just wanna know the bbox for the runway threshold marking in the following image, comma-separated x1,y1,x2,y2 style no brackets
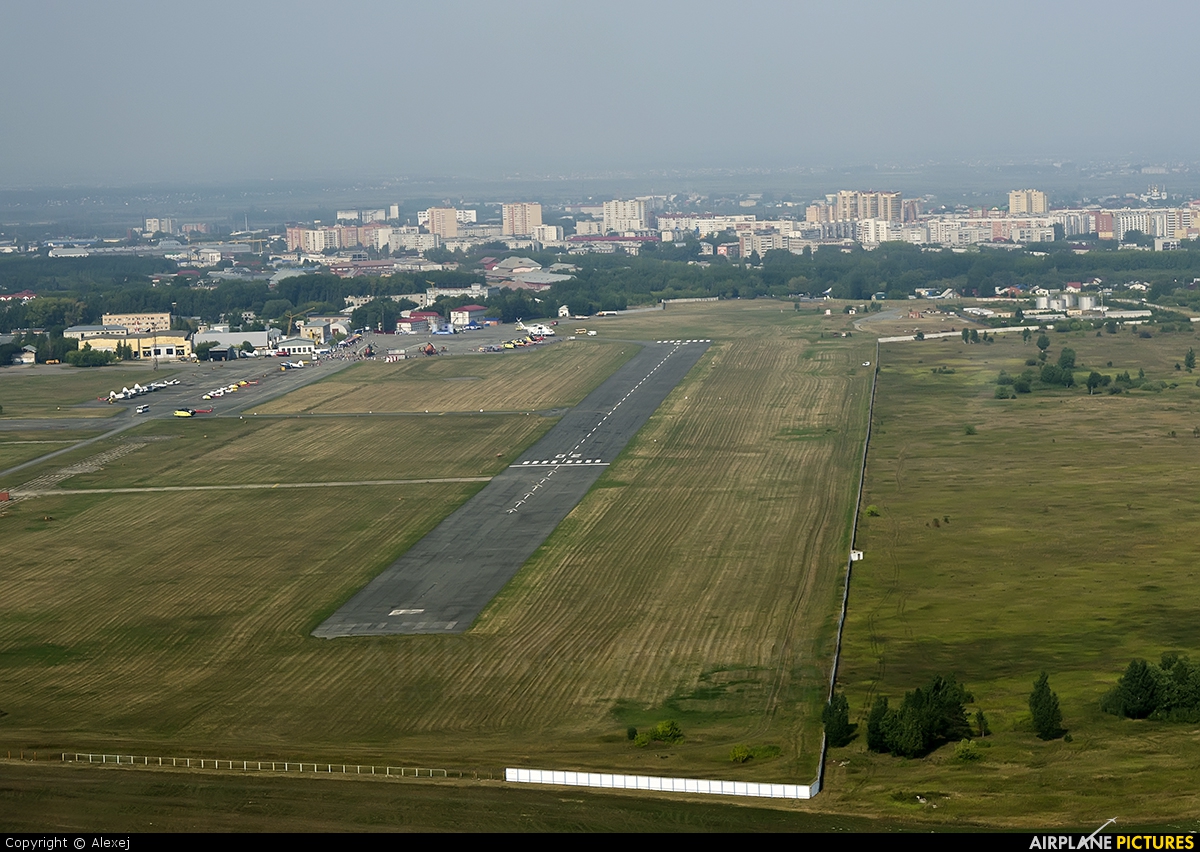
504,343,683,514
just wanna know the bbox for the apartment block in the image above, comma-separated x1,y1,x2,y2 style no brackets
502,202,543,237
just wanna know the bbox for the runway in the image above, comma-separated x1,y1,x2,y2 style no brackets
312,339,711,637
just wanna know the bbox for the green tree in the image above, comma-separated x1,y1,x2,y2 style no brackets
1101,659,1162,719
974,708,991,737
1185,348,1195,371
1029,672,1065,739
1058,348,1076,369
961,328,970,343
866,696,890,752
866,675,974,758
1022,327,1032,343
823,692,853,747
1036,333,1050,353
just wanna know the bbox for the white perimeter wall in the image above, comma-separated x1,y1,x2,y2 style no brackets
505,767,816,800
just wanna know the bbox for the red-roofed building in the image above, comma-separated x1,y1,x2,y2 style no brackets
450,305,488,326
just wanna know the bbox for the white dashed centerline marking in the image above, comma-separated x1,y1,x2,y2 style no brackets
507,342,700,512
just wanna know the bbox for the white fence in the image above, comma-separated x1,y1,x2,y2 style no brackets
61,752,463,778
505,767,816,800
877,326,1030,343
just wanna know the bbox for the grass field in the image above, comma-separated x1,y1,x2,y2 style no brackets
0,365,177,418
57,415,554,488
256,341,634,414
0,429,110,471
826,328,1200,828
0,302,877,830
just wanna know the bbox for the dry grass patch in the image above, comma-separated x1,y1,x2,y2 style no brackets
256,342,633,415
57,414,553,489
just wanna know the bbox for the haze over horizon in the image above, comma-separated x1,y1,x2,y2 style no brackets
2,0,1197,189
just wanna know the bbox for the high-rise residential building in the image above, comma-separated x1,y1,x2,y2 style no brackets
423,207,459,238
144,218,177,235
502,202,543,237
603,199,648,233
834,191,903,222
1009,189,1048,215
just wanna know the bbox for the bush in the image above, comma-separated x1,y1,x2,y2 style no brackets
651,720,683,744
865,505,880,517
626,726,638,741
995,386,1014,399
729,745,751,763
964,424,977,435
954,739,982,761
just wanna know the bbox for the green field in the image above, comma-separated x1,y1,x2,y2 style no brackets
0,302,878,829
827,328,1200,828
0,365,177,418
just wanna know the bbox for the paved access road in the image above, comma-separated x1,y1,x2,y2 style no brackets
313,338,711,637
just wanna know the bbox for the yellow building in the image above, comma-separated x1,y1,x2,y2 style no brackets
86,331,192,360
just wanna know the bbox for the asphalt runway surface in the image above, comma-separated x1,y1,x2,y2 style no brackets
313,337,711,637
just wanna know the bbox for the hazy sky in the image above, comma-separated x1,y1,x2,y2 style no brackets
2,0,1197,188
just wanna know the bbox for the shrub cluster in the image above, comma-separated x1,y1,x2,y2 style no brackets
632,720,684,747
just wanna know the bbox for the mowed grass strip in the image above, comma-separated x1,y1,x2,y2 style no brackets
829,331,1200,827
0,366,179,418
53,414,553,489
256,342,634,415
0,429,110,471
